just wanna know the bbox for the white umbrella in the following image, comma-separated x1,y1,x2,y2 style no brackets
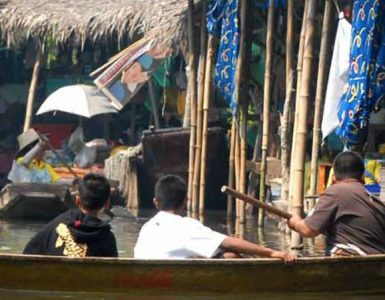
36,85,118,118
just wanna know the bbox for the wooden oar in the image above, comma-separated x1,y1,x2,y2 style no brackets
36,132,79,179
221,186,292,220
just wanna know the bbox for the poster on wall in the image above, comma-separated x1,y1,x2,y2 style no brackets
94,39,171,110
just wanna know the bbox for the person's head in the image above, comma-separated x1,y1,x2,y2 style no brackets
76,173,111,214
153,174,187,213
333,151,365,182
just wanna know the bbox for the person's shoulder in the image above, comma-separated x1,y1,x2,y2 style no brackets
326,181,364,193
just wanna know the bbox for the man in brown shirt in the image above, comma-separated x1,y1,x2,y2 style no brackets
288,151,385,256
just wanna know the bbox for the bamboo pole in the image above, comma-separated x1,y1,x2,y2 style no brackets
24,43,43,132
198,35,216,215
258,0,275,227
309,0,333,209
286,0,294,87
234,121,241,219
291,0,317,249
192,1,207,214
288,0,308,216
281,0,294,205
281,71,294,203
234,0,249,224
187,0,198,212
148,80,160,129
227,119,236,218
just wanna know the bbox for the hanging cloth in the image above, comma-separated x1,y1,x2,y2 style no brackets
207,0,240,113
322,14,352,140
336,0,385,149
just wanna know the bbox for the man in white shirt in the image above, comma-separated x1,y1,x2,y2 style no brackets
134,175,296,262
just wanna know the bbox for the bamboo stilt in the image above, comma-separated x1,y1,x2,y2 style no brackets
281,71,294,203
187,0,197,213
23,43,42,132
234,0,249,224
198,35,216,216
281,0,294,205
192,1,207,214
227,119,236,218
148,80,160,129
288,0,308,216
291,0,317,249
309,0,333,208
234,122,241,219
286,0,294,87
258,0,275,227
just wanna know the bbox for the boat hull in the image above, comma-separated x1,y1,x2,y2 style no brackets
0,254,384,295
0,183,74,219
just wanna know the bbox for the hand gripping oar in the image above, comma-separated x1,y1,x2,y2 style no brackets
36,131,79,179
221,186,292,220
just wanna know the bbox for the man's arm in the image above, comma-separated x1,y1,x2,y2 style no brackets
220,236,297,263
287,215,320,238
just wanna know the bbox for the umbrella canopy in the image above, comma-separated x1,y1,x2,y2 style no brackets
36,85,118,118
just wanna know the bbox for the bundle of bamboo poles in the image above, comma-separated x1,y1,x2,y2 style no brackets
185,0,336,236
187,0,251,219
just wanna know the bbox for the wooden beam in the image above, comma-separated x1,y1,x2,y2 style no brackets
291,0,317,249
259,0,275,227
309,0,333,208
187,0,198,212
24,43,42,132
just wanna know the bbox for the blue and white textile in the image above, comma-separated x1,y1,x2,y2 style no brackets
336,0,385,149
207,0,239,113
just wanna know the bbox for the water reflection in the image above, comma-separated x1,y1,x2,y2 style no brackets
0,208,324,256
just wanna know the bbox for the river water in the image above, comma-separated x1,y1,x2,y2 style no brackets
0,209,382,299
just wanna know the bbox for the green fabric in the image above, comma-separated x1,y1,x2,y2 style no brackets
250,42,265,85
152,58,173,88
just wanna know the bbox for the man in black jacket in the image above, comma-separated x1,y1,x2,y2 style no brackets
23,173,118,257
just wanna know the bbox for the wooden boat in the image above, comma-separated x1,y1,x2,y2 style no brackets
0,253,384,295
0,183,75,219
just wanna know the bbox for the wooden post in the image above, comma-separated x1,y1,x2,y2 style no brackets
227,119,236,218
309,0,333,208
234,121,241,219
187,0,198,212
291,0,317,249
148,80,160,129
198,35,216,215
281,71,294,203
234,0,249,224
288,0,308,216
258,0,275,227
281,0,294,204
192,1,207,214
23,43,43,132
286,0,294,87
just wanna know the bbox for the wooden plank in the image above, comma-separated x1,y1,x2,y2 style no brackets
0,254,384,294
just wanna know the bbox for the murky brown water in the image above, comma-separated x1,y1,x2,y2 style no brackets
0,209,382,299
0,209,324,257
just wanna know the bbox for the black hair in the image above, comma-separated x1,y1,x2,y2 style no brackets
333,151,364,181
154,174,187,210
78,173,111,210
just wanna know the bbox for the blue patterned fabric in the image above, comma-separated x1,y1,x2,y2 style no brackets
336,0,385,149
207,0,239,112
